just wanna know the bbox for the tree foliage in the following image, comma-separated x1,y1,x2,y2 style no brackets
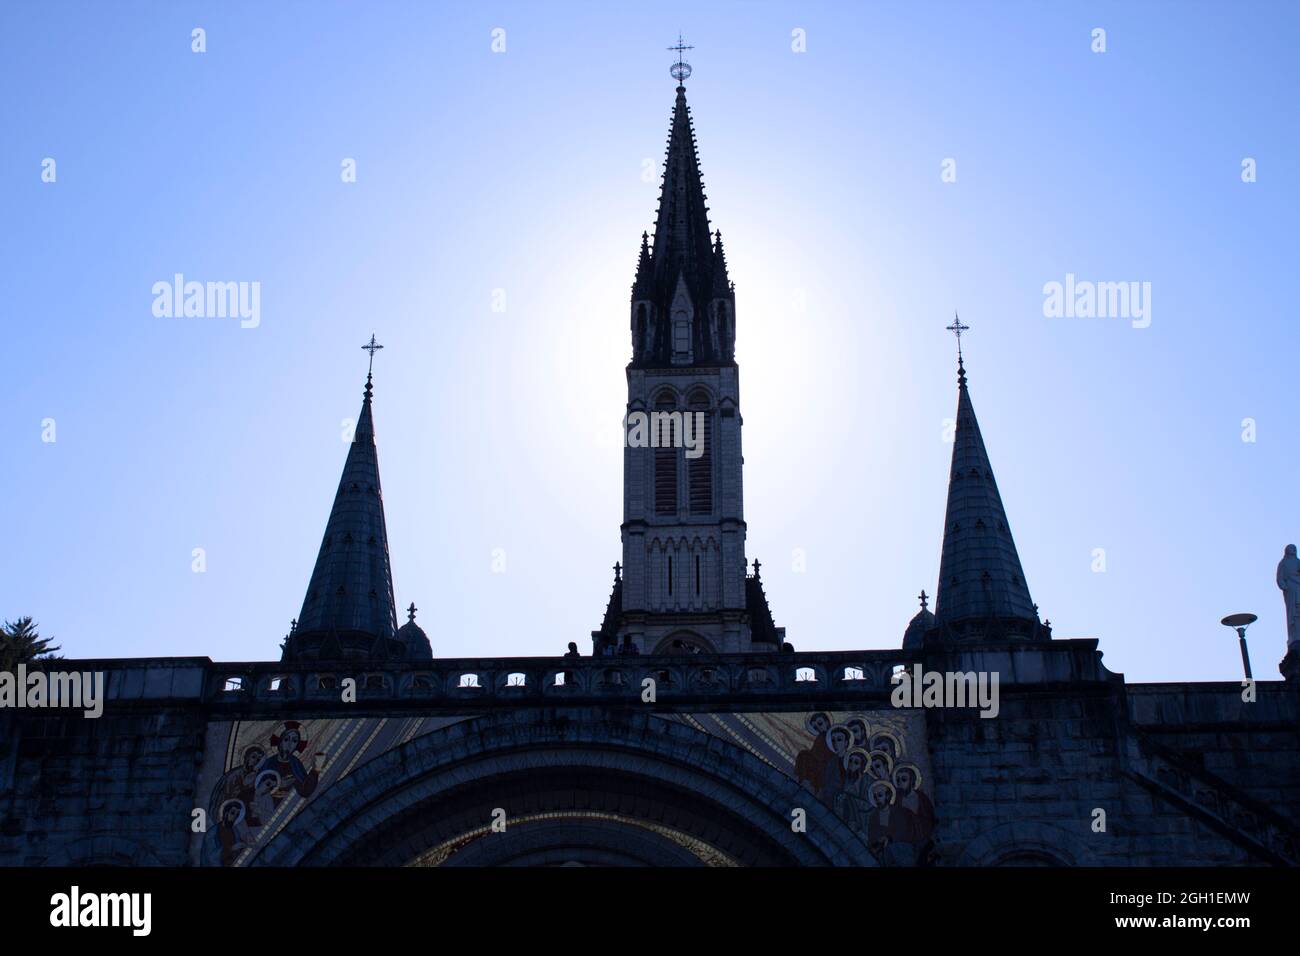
1,617,62,672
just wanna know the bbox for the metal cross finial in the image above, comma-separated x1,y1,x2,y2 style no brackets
407,602,417,623
669,34,694,85
362,334,384,376
946,313,970,362
918,590,929,612
613,561,622,582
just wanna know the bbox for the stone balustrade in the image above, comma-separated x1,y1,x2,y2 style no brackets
63,649,922,715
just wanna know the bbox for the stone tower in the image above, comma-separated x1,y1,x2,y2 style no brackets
594,77,783,656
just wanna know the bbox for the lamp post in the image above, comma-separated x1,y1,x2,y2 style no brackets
1220,613,1257,680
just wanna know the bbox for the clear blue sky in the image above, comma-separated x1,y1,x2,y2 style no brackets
2,1,1296,682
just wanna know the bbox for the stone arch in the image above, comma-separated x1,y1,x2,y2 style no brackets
252,710,876,867
439,817,707,867
652,629,717,655
652,386,681,408
685,384,716,407
957,820,1093,866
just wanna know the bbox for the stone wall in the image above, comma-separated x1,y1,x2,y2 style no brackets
925,656,1298,866
0,647,1295,866
0,709,204,866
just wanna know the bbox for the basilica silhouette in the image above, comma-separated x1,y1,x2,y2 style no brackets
4,50,1297,872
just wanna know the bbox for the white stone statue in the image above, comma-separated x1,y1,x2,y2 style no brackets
1276,544,1300,648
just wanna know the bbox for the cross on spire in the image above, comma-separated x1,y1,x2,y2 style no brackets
946,313,969,362
362,334,384,377
668,34,693,86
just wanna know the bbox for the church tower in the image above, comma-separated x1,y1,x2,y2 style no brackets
594,49,783,656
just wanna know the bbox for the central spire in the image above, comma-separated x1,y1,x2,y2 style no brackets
644,86,717,297
600,46,780,657
630,43,734,368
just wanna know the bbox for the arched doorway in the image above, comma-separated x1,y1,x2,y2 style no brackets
252,709,876,867
956,821,1091,867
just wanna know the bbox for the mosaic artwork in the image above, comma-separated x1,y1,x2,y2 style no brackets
198,714,468,866
664,710,936,866
198,710,932,866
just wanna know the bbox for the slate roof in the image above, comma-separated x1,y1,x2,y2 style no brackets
933,358,1040,631
292,374,399,646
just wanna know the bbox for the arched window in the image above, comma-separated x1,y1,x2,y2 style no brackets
653,391,678,516
688,390,712,515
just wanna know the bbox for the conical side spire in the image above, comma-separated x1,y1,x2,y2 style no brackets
283,372,400,661
933,357,1042,639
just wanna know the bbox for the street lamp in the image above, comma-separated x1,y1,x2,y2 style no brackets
1220,613,1257,680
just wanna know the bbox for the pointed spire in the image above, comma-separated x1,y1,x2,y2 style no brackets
633,230,652,294
647,82,717,307
285,357,399,660
632,68,734,367
933,345,1040,637
355,373,376,442
711,229,731,295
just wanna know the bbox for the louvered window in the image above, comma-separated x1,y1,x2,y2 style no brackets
654,393,678,516
687,391,713,515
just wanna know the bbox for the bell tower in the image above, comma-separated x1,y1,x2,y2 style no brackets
594,43,783,656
